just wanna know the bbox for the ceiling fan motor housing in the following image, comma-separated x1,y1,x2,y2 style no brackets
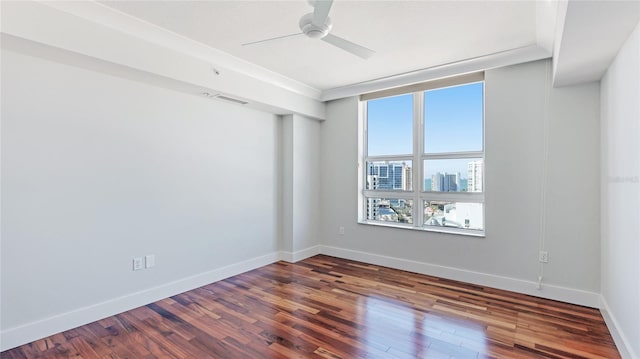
299,13,332,39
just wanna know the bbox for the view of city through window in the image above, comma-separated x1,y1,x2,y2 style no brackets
364,80,484,232
365,158,483,228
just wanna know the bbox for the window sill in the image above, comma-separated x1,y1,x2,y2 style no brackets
357,220,486,238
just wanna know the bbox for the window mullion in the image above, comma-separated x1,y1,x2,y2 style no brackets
363,190,414,198
361,101,368,221
366,155,414,162
422,151,484,160
421,192,484,202
413,92,423,228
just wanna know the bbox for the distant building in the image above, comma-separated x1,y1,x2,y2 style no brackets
367,162,412,190
424,202,483,230
467,160,483,192
366,198,399,222
376,200,399,222
402,165,412,191
431,172,460,192
366,198,379,220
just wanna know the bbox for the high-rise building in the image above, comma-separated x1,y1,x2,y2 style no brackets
431,173,440,191
402,164,412,191
367,162,412,190
431,172,460,192
467,160,483,192
366,198,379,220
445,173,460,192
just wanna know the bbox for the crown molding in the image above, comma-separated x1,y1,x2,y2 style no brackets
35,0,323,100
321,45,551,101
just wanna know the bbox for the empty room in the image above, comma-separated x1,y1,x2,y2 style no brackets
1,0,639,358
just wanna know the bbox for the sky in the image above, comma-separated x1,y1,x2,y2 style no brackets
367,82,483,180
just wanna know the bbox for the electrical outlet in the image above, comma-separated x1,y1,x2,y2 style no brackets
133,257,144,271
539,251,549,263
339,226,345,235
145,254,155,269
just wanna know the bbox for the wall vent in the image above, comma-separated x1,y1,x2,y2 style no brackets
215,95,248,105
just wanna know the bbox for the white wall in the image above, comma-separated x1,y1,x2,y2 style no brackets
320,59,601,305
600,21,640,359
281,115,321,259
1,49,281,348
291,115,321,253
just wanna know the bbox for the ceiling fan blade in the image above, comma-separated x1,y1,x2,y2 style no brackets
322,33,375,59
242,33,303,46
312,0,333,27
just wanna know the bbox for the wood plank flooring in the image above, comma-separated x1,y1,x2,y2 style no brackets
2,255,620,359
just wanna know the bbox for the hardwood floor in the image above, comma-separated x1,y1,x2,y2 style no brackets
2,255,620,359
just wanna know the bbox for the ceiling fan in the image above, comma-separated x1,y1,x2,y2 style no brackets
242,0,375,59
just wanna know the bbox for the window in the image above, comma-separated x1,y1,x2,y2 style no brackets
360,73,484,235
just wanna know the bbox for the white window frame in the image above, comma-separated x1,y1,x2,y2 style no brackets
359,76,485,236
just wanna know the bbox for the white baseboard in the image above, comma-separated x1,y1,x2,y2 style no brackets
0,251,280,352
600,295,638,359
279,245,322,263
319,245,600,308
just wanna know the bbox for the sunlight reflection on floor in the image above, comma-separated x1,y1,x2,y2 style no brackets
359,296,487,358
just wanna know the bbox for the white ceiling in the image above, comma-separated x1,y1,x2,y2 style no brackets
99,0,542,91
553,0,640,87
